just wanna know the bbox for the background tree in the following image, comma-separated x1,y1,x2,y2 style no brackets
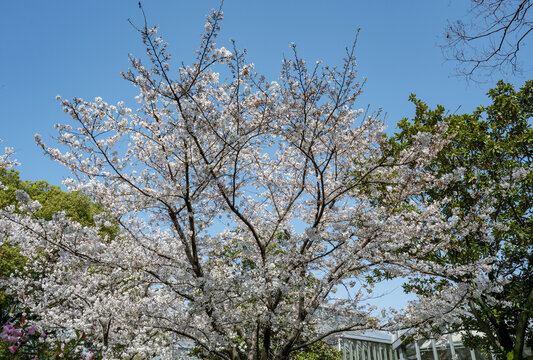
387,80,532,359
0,167,112,319
0,8,495,360
0,166,115,359
443,0,532,79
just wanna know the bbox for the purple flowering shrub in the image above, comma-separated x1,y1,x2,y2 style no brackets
0,317,102,360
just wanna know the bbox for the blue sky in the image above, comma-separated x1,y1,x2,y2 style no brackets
1,1,531,184
1,1,532,309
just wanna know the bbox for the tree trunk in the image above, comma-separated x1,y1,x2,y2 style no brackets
513,287,533,360
260,327,271,360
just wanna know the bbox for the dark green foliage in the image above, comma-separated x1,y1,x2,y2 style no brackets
387,81,533,360
290,341,341,360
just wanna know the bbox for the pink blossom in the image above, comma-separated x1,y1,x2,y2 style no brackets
1,334,18,342
27,326,37,335
8,345,18,354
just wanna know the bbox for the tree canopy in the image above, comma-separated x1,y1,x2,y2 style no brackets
388,80,532,360
0,7,501,360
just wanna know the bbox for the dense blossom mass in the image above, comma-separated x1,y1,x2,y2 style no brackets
0,8,498,360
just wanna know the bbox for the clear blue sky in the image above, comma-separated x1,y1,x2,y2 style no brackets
1,1,531,309
2,1,532,184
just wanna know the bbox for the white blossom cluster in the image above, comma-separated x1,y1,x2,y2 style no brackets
0,9,497,360
0,141,18,170
397,169,527,337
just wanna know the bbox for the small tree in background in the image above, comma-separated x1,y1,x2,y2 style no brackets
0,167,115,359
0,167,115,321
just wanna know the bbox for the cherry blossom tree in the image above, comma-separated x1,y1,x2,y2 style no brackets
0,141,17,170
0,8,496,360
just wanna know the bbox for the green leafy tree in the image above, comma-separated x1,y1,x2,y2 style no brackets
290,341,341,360
0,167,106,226
0,168,115,358
387,80,532,359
